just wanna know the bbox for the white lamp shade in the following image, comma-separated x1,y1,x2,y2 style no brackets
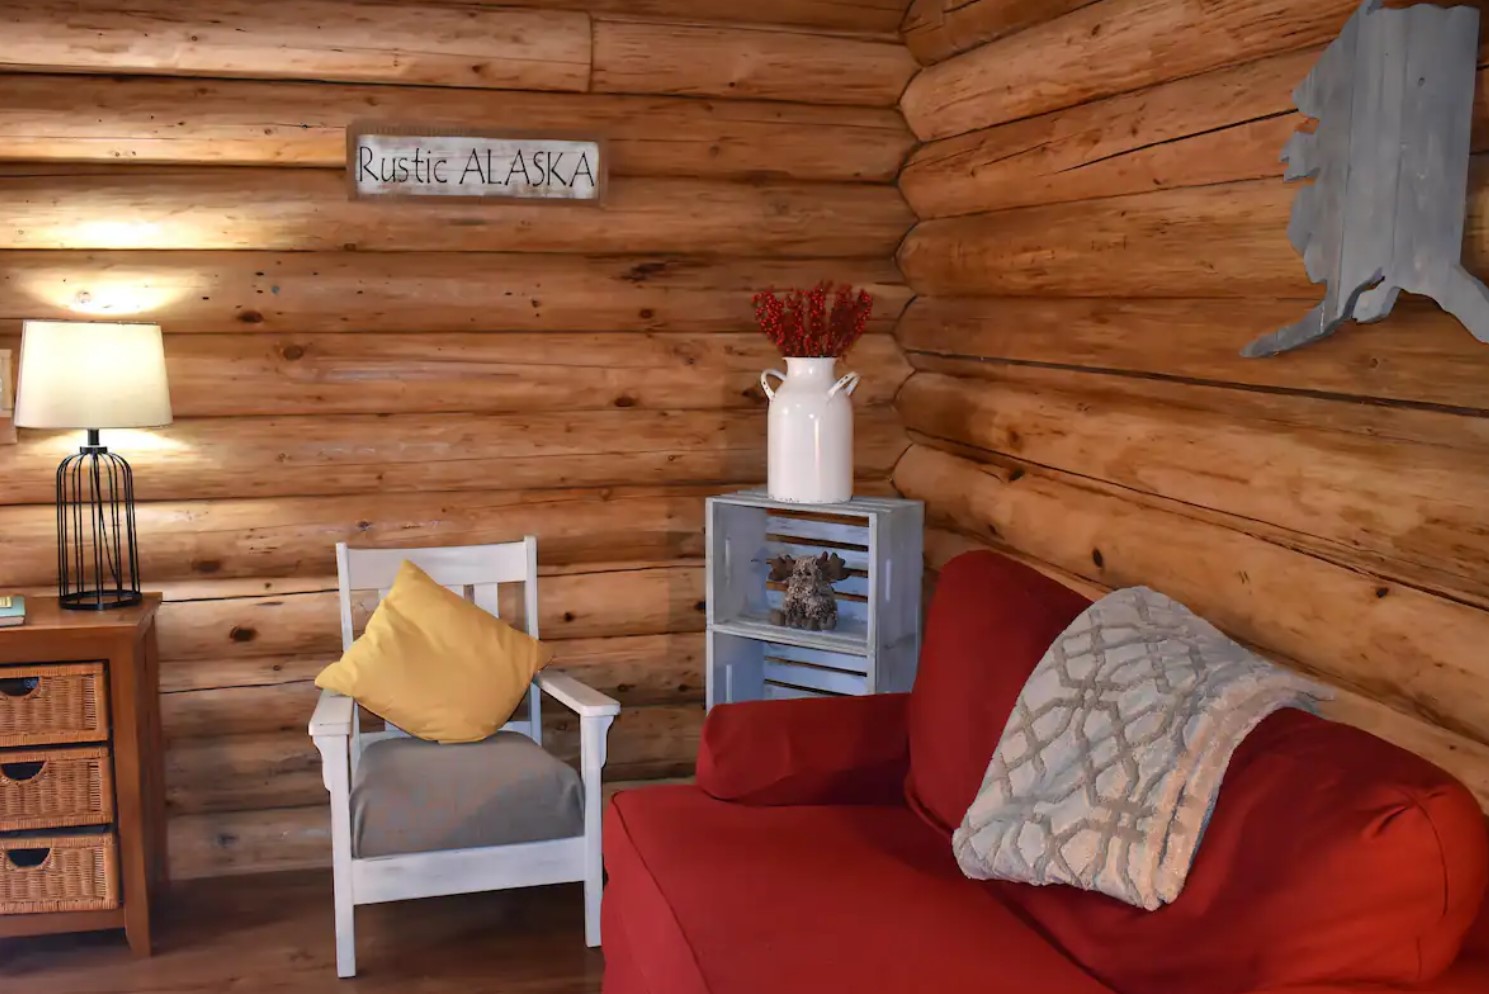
15,320,173,429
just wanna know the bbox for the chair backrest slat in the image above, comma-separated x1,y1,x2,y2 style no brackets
524,538,540,641
335,538,540,651
340,543,531,592
471,584,501,619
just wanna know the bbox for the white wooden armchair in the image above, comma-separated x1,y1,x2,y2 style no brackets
308,537,619,978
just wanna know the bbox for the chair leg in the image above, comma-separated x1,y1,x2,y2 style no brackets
315,733,358,978
584,863,603,948
334,875,357,978
580,713,613,949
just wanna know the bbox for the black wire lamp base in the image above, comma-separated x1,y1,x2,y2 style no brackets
56,429,143,611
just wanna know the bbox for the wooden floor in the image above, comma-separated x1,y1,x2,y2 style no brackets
0,871,605,993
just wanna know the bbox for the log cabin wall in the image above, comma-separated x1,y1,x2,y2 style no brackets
0,0,918,878
893,0,1489,809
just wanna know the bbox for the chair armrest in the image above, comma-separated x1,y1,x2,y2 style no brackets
698,693,910,807
309,688,355,737
539,670,620,718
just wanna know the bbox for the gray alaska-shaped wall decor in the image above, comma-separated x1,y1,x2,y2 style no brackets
1243,0,1489,358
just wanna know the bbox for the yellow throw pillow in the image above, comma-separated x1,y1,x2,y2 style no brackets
315,560,553,743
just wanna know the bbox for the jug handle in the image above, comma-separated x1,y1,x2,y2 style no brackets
829,371,860,399
760,369,786,400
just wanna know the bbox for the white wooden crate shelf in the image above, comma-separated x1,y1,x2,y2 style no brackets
705,491,923,709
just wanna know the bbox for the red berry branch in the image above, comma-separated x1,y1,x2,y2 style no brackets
752,282,874,358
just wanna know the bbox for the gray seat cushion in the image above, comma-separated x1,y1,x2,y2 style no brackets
351,731,584,858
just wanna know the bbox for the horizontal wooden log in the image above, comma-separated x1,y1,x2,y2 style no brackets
902,53,1489,218
0,406,909,503
160,597,343,671
166,729,322,814
161,653,324,695
544,702,702,780
152,575,341,602
897,178,1303,297
899,0,1357,140
921,524,1489,811
0,167,914,256
900,48,1316,218
165,704,703,815
900,0,1095,65
924,524,1104,599
591,19,916,106
908,353,1489,454
547,633,705,706
447,0,907,34
908,354,1489,465
899,371,1489,605
152,331,910,417
896,296,1489,413
0,73,912,181
156,565,706,669
0,251,910,335
168,777,692,879
895,444,1489,747
905,111,1296,221
161,683,319,746
0,0,590,91
170,804,331,879
0,485,711,587
899,160,1489,297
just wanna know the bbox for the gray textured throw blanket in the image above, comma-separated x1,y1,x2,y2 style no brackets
953,587,1328,910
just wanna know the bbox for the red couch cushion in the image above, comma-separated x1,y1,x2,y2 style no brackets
696,694,910,807
905,551,1091,832
995,709,1489,994
603,785,1114,994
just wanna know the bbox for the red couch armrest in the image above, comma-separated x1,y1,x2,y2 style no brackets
1467,891,1489,957
696,694,910,806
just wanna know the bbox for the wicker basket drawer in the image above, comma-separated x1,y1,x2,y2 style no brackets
0,747,114,832
0,663,108,747
0,829,118,914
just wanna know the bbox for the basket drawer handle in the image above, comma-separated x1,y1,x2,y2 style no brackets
0,676,40,699
1,761,45,782
4,848,51,869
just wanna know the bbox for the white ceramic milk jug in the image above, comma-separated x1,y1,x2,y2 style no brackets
760,357,858,504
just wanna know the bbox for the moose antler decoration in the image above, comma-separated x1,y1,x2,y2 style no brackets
768,552,849,632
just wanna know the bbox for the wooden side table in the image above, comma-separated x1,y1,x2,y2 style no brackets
0,596,166,954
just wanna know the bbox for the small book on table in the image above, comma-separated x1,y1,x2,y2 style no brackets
0,595,26,628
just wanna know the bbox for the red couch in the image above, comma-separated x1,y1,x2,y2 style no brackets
603,551,1489,994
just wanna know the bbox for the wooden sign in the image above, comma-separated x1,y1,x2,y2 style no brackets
1244,0,1489,357
348,124,605,203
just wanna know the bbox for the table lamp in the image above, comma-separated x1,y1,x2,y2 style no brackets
14,320,172,610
